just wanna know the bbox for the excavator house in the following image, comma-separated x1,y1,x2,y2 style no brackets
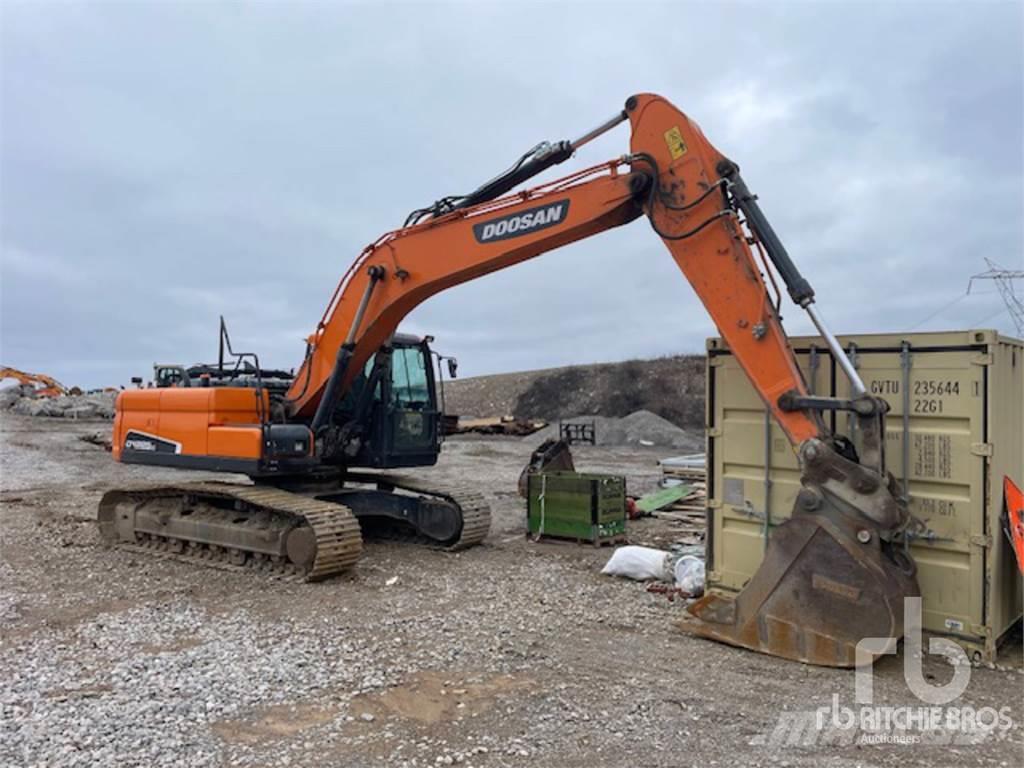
100,93,920,667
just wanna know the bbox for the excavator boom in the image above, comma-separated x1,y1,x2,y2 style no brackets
285,96,826,451
0,366,66,398
107,93,919,666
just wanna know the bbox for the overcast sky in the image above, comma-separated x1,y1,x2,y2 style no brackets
2,1,1022,389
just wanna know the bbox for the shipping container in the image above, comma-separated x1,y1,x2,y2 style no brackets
705,329,1023,661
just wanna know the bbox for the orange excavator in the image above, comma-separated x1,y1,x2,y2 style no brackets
99,93,918,667
0,367,67,397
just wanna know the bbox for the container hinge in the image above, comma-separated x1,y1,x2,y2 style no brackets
707,427,723,438
708,356,725,367
970,442,993,457
971,353,993,367
708,499,723,510
969,534,992,549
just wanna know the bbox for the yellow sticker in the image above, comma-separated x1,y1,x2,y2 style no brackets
664,126,687,159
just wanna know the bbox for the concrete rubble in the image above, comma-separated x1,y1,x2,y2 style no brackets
0,384,35,410
1,387,117,419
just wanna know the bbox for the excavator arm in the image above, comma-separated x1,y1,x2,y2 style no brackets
282,93,918,666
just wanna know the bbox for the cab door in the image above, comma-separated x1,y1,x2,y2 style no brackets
384,344,440,464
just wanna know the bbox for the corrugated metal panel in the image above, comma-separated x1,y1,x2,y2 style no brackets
705,329,1023,661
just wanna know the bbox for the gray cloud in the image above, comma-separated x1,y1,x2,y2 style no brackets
2,2,1021,388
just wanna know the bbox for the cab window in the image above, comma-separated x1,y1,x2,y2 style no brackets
156,367,185,388
391,346,429,408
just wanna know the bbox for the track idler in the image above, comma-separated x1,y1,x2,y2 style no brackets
682,439,920,667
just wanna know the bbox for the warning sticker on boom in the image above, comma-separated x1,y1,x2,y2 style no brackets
664,126,688,159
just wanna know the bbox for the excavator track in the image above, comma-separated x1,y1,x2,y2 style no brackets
345,472,491,550
98,482,362,582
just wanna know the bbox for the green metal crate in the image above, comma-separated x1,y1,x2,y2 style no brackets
526,472,627,545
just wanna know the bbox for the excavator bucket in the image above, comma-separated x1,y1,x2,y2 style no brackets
681,505,920,667
518,439,575,498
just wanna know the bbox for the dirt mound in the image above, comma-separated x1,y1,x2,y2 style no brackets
444,355,704,429
527,410,701,451
442,369,549,420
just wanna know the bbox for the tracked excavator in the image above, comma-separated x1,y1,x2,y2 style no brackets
99,93,919,667
1,367,66,397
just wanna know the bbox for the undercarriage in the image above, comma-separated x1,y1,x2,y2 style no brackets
98,473,491,581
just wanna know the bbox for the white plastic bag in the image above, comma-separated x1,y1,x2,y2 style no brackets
601,546,671,581
673,555,705,597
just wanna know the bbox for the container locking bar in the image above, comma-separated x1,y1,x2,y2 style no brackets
778,392,885,416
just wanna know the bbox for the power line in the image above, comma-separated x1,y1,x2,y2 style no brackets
907,292,968,331
969,306,1008,327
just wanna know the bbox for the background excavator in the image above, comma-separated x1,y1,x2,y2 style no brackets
1,366,67,398
99,93,919,668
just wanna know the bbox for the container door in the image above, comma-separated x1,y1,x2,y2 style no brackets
707,346,826,592
836,347,986,640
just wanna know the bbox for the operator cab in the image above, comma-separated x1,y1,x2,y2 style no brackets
337,334,452,470
154,364,188,388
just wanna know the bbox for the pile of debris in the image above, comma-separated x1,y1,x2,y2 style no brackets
659,453,707,484
650,454,707,542
449,415,548,437
443,355,707,432
527,410,701,450
623,454,708,548
602,545,706,599
1,386,117,419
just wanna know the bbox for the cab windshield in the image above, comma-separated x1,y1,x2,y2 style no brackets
391,345,429,408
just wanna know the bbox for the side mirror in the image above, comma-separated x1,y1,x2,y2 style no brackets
131,376,143,388
447,358,458,379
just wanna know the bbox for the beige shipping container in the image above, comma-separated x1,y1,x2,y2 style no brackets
705,329,1023,661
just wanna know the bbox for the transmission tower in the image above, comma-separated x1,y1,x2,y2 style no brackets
967,258,1024,336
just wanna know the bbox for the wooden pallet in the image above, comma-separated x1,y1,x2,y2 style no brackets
661,467,707,481
658,480,707,513
647,465,709,546
654,471,708,537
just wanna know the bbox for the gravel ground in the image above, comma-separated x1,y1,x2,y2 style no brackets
1,413,1021,767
